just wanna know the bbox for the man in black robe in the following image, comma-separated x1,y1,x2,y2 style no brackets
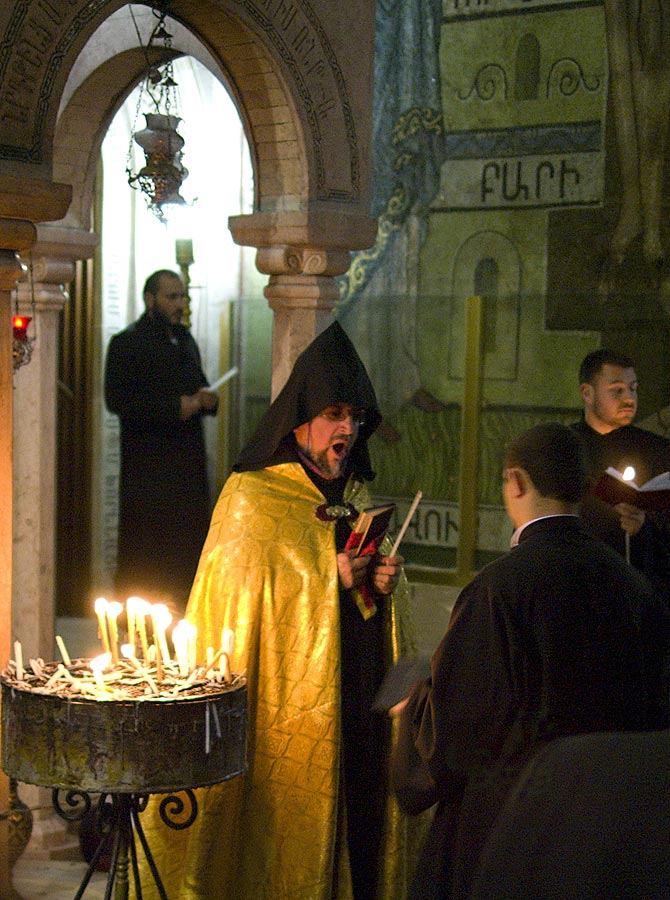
104,269,218,611
390,422,670,900
571,348,670,600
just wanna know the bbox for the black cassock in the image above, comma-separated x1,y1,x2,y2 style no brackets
392,516,670,900
104,311,215,608
571,417,670,601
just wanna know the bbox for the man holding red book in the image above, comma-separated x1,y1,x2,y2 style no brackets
140,321,418,900
571,348,670,597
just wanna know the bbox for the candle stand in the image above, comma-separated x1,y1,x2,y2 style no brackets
1,677,247,900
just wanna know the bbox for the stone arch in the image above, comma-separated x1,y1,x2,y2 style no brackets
2,0,375,228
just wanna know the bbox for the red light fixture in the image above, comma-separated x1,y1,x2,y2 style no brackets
13,315,31,342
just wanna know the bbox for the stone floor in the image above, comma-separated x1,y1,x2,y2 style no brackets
12,853,108,900
9,806,114,900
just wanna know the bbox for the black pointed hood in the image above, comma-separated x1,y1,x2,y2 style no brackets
234,321,381,479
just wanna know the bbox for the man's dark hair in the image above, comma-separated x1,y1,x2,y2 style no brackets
143,269,181,298
505,422,586,503
578,348,635,386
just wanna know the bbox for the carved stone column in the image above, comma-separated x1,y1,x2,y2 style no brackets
257,245,351,398
0,224,35,900
12,226,97,662
230,207,376,397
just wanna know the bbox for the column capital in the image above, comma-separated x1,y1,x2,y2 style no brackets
0,250,26,292
16,224,99,310
229,209,377,253
257,245,351,278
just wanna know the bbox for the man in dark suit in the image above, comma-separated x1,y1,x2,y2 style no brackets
104,269,218,611
390,422,670,900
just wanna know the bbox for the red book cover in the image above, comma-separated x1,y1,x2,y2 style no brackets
592,467,670,511
344,504,396,557
344,504,396,614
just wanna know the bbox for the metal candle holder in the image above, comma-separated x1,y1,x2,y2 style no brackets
1,677,247,899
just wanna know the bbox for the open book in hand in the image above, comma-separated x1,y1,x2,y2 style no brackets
343,503,396,557
592,466,670,511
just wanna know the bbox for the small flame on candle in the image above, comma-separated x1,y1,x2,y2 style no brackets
90,652,112,672
623,466,636,482
90,652,112,690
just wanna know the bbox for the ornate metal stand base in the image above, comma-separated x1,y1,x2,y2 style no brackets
53,788,197,900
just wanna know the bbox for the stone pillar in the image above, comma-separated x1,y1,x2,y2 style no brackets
12,226,97,662
257,245,351,398
0,223,36,900
229,209,377,398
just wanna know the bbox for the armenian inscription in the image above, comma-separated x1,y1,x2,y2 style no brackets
437,152,602,209
0,0,104,160
232,0,360,199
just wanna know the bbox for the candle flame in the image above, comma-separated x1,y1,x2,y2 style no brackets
107,600,123,618
152,603,173,629
623,466,636,482
90,652,112,673
94,596,109,615
120,643,135,659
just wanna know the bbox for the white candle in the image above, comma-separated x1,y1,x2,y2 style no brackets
390,490,423,557
219,651,232,683
622,468,636,563
55,634,71,667
126,596,141,651
219,627,235,681
134,598,151,660
152,603,172,665
107,600,123,665
94,597,111,655
220,627,235,657
90,652,111,692
14,640,23,680
121,643,141,669
172,620,190,677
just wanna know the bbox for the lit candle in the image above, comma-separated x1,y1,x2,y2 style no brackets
219,627,235,682
153,638,163,683
134,598,151,660
107,600,123,665
94,597,111,655
219,651,232,683
90,652,111,692
14,640,23,680
622,467,636,563
121,642,141,669
220,627,235,657
126,596,140,651
152,603,172,666
55,634,71,667
172,620,190,677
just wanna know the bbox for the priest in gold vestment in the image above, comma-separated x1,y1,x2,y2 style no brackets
141,321,422,900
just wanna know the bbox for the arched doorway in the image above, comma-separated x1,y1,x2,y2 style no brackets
56,53,273,619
